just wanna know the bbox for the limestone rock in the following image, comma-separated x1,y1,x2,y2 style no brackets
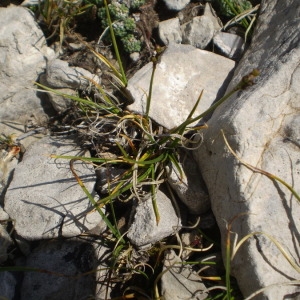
159,18,182,45
203,2,222,31
4,136,104,240
0,6,55,152
0,89,53,127
162,0,190,12
161,250,208,300
40,59,100,90
181,16,215,49
127,188,181,247
213,31,245,60
127,43,235,130
194,0,300,298
0,6,54,103
46,88,76,113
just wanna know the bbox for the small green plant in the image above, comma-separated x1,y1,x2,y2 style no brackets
213,0,253,19
97,0,143,54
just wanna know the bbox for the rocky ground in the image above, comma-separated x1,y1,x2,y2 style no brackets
1,0,300,299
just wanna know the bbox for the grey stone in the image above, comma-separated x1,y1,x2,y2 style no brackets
166,151,210,214
127,189,181,247
20,240,96,300
203,2,222,31
0,271,17,300
162,0,190,12
0,89,51,125
0,6,55,103
46,88,76,113
194,0,300,298
159,18,182,45
4,136,104,240
0,6,55,152
213,31,245,60
161,250,208,300
181,16,215,49
40,59,100,90
127,43,235,130
94,242,114,298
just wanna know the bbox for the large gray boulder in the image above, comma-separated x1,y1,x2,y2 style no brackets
0,6,55,151
194,0,300,298
0,6,54,102
127,43,235,130
4,136,104,240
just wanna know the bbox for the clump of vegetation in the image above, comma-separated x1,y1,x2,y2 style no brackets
97,0,144,54
213,0,253,18
212,0,260,41
33,0,93,48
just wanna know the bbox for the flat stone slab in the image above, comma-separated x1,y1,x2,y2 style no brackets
127,43,235,129
4,136,103,240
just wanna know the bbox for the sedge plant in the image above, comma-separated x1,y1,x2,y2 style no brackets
34,0,93,49
34,0,261,295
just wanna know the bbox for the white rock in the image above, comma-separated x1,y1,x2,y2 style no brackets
127,189,181,247
203,2,222,31
213,31,245,60
0,6,55,153
40,59,100,90
194,0,300,298
159,18,182,45
181,16,215,49
127,43,235,130
162,0,190,12
161,250,208,299
4,136,104,240
0,6,55,102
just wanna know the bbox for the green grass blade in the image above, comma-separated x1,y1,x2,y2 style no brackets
70,159,124,242
103,0,127,86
